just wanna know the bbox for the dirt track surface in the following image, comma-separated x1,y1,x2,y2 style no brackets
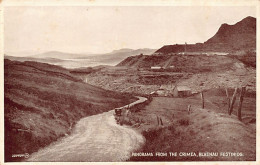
27,97,146,162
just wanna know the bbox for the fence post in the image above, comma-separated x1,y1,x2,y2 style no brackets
225,88,230,112
187,105,191,114
237,87,246,121
201,92,204,109
157,116,160,125
229,88,238,115
160,117,163,126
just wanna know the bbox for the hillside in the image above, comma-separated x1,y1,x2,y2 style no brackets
4,59,135,162
155,16,256,54
117,54,242,72
128,96,255,161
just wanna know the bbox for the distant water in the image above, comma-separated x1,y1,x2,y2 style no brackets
5,56,116,68
47,59,117,68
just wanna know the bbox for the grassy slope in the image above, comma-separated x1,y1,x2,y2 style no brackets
4,59,135,162
127,94,255,161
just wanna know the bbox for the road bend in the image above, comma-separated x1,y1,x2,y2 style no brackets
27,97,146,162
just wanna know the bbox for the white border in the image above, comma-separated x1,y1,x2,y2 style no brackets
0,0,259,165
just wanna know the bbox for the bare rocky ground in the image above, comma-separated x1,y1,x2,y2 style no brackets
85,56,256,95
180,65,256,93
86,67,188,95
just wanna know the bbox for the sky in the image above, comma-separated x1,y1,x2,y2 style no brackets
4,6,256,56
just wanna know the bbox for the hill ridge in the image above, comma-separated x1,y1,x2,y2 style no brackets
155,16,256,54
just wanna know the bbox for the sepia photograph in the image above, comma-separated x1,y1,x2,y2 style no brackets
1,1,258,163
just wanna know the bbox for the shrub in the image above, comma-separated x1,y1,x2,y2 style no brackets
178,118,190,126
167,125,176,132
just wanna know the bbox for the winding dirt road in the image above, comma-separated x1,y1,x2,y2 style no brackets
27,97,146,162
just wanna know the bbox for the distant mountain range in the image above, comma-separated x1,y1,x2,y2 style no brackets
84,48,156,64
155,16,256,54
26,48,155,60
5,48,156,68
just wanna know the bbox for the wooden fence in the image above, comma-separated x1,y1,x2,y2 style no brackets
225,86,246,121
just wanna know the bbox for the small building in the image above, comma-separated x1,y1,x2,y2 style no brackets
150,85,192,97
151,66,162,70
172,86,192,97
156,88,166,95
150,88,168,97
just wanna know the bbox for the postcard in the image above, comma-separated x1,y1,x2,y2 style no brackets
0,0,258,164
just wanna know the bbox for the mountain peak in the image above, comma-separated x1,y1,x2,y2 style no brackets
242,16,256,21
155,16,256,54
204,16,256,48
